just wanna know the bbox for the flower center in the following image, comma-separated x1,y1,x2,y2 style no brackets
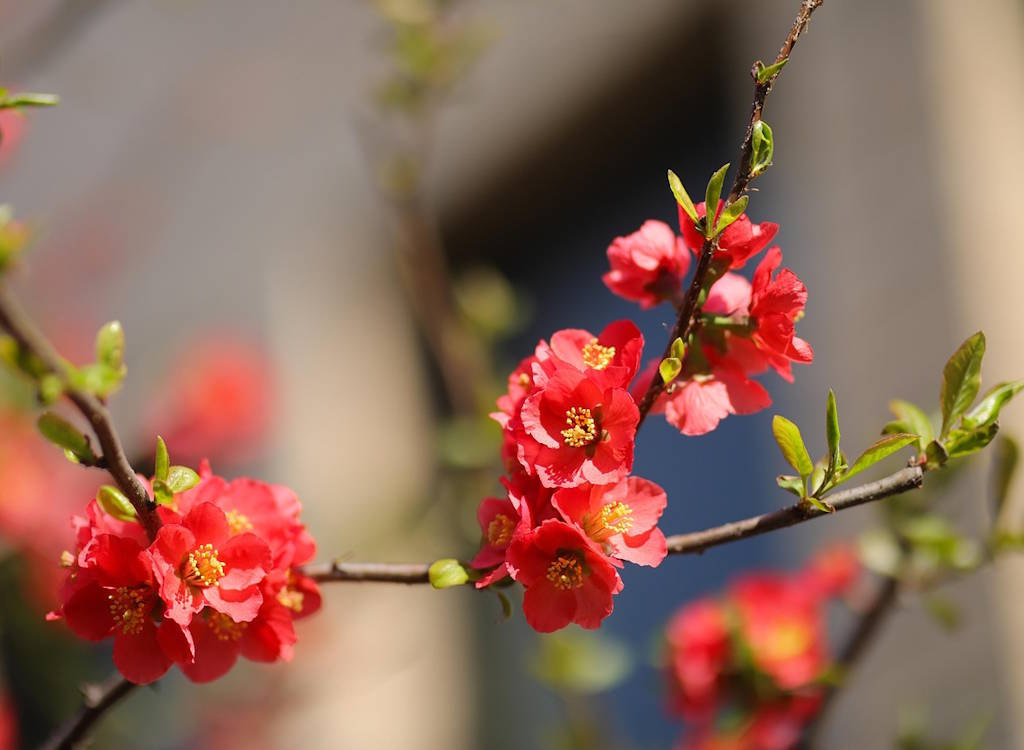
486,513,515,549
546,553,585,590
581,339,615,370
277,587,305,613
183,543,225,587
225,509,253,535
762,620,812,662
561,407,597,448
583,501,634,541
208,611,247,642
518,372,532,388
108,586,147,636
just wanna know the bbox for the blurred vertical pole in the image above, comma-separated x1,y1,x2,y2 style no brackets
918,1,1024,746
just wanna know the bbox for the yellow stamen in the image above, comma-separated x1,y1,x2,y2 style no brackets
583,501,634,541
581,339,616,370
546,554,585,590
518,372,532,388
183,543,225,587
277,587,305,613
225,509,254,535
762,620,812,662
561,407,597,448
486,513,515,549
208,611,247,642
108,586,147,636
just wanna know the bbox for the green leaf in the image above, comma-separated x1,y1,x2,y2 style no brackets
834,433,917,486
940,331,985,437
802,495,835,513
749,120,774,177
755,58,788,84
772,415,814,479
428,558,469,589
962,380,1024,430
37,413,96,464
776,474,805,497
165,466,200,494
95,321,125,372
714,195,749,235
944,422,999,459
68,363,125,399
494,590,512,622
38,373,63,405
809,461,826,496
154,436,169,483
659,357,682,385
887,399,935,454
703,163,729,238
992,436,1020,527
825,389,841,481
667,170,698,224
97,485,137,523
0,91,59,109
152,479,173,507
924,438,949,470
670,336,686,361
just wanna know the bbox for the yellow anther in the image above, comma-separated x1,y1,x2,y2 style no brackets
226,509,254,535
487,513,515,549
546,554,585,590
518,372,532,388
583,501,634,541
581,339,616,370
59,550,75,568
183,543,225,587
208,611,247,642
561,407,597,448
277,587,305,613
108,586,147,636
763,620,812,662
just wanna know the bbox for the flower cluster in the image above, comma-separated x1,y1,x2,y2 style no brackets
606,202,812,435
664,547,859,750
478,320,669,632
50,462,320,684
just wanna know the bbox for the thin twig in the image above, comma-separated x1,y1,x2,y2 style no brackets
40,673,136,750
0,285,160,541
635,0,825,427
303,560,431,584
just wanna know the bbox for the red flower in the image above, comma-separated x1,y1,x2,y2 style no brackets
146,502,271,628
57,534,172,684
552,477,668,567
506,519,622,632
0,108,25,169
665,600,730,721
492,353,542,428
653,363,771,436
547,320,644,390
470,495,520,572
603,220,690,308
518,368,639,487
679,201,778,270
802,544,859,598
747,248,813,382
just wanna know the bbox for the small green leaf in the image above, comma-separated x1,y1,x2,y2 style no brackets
95,321,125,372
962,380,1024,430
772,415,814,479
887,399,935,454
670,336,686,361
825,389,841,481
155,436,169,483
834,433,917,486
993,436,1020,527
749,120,774,177
165,466,200,494
944,422,999,459
667,169,698,224
0,91,59,109
659,357,682,385
755,58,788,84
703,163,729,238
802,494,835,513
152,479,174,507
38,373,63,405
925,438,949,470
97,485,137,523
37,413,96,464
69,363,125,399
428,558,469,589
714,195,749,235
494,590,512,622
776,474,805,497
809,461,826,496
940,331,986,437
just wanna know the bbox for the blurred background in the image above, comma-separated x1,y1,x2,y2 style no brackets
1,0,1023,748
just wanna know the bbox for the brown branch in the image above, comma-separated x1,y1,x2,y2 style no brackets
40,673,136,750
0,285,160,541
665,466,923,555
303,560,431,584
635,0,825,427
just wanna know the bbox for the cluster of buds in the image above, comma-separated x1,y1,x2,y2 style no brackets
665,547,859,750
50,461,319,684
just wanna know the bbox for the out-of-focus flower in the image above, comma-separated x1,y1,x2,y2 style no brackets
603,220,690,308
679,201,778,270
0,686,18,750
0,109,25,169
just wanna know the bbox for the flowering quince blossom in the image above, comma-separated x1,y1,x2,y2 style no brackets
50,463,320,685
505,519,623,632
603,220,691,308
679,201,779,270
546,320,644,390
664,549,860,749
